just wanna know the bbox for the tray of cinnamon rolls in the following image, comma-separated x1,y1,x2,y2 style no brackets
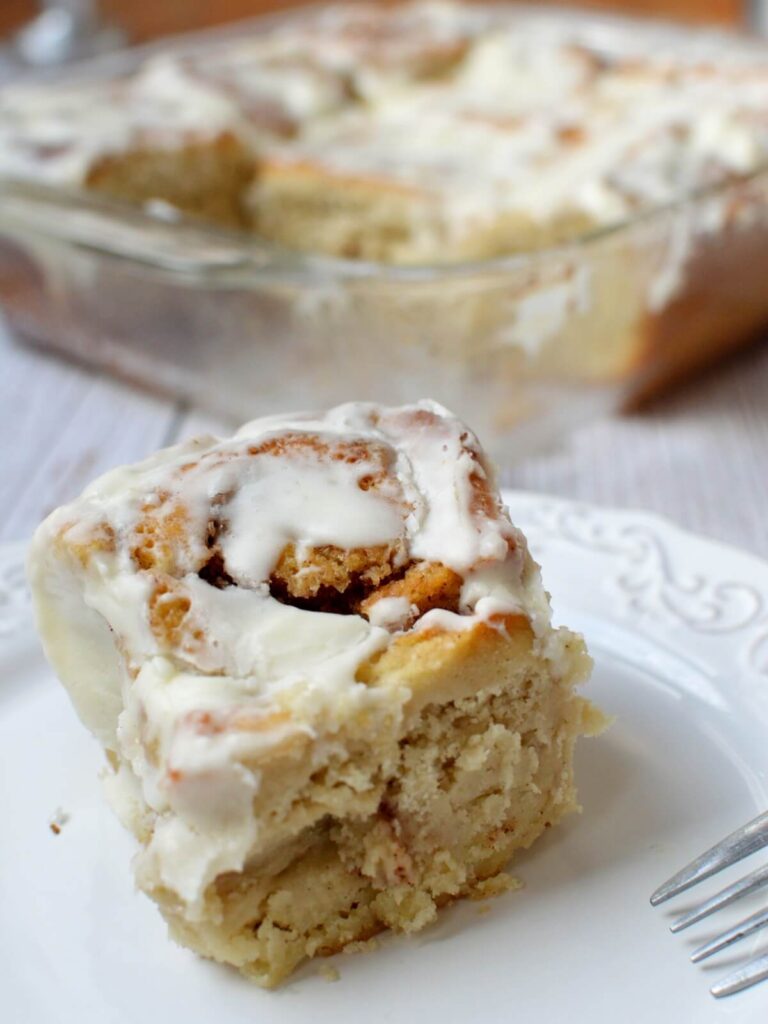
2,1,768,450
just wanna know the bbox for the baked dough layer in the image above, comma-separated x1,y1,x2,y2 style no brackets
165,629,597,987
28,400,601,986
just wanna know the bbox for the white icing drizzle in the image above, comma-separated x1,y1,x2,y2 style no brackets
211,450,405,587
254,10,768,238
2,0,767,241
29,399,557,912
366,596,415,630
0,2,486,186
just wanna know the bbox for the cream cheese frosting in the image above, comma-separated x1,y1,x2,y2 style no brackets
29,400,559,910
2,2,768,238
272,38,768,232
0,1,487,187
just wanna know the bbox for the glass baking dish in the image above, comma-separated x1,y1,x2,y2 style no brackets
1,5,768,459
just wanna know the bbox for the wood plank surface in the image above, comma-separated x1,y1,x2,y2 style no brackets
0,329,177,537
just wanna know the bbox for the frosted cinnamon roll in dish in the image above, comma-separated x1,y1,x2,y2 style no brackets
29,401,603,986
0,3,484,228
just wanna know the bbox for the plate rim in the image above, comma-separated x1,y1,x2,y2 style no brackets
502,490,768,687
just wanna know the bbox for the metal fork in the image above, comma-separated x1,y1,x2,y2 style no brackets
651,812,768,998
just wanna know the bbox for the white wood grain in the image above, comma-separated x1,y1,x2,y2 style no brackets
0,327,178,540
510,343,768,557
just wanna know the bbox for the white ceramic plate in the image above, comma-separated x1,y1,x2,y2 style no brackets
4,493,768,1024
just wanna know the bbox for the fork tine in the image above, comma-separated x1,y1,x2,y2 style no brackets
650,811,768,906
671,862,768,932
711,952,768,998
691,905,768,963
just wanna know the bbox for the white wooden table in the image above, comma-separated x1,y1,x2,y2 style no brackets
2,316,767,557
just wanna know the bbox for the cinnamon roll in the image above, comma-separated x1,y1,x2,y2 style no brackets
29,400,603,986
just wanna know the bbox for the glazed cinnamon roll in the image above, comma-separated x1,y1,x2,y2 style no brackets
29,400,602,986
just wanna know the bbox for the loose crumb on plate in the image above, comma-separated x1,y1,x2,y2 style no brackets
318,964,340,983
48,808,70,835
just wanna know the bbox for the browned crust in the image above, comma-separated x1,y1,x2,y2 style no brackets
254,156,429,200
148,577,194,648
56,520,116,567
131,493,196,574
357,560,462,622
358,611,539,715
85,132,257,228
270,542,406,608
627,206,768,406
